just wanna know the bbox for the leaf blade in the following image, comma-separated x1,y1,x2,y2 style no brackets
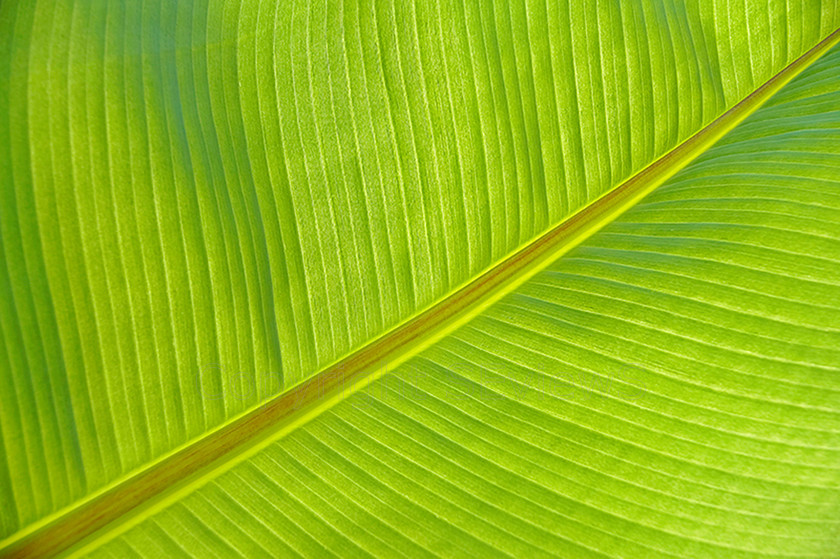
5,22,840,559
83,40,840,558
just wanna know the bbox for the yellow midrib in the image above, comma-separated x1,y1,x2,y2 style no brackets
3,25,840,559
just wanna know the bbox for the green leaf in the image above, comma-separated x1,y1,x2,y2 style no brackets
1,1,839,557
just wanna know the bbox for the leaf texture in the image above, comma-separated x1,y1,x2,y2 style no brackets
84,42,840,558
1,0,839,556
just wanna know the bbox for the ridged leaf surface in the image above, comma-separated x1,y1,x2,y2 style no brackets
1,0,839,557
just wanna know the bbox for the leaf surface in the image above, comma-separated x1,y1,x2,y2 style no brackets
1,1,840,557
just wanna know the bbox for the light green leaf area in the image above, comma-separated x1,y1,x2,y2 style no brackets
1,0,840,556
82,42,840,558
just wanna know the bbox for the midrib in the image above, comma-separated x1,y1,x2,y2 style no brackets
4,26,840,559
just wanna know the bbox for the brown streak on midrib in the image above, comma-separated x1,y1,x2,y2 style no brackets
5,25,840,559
